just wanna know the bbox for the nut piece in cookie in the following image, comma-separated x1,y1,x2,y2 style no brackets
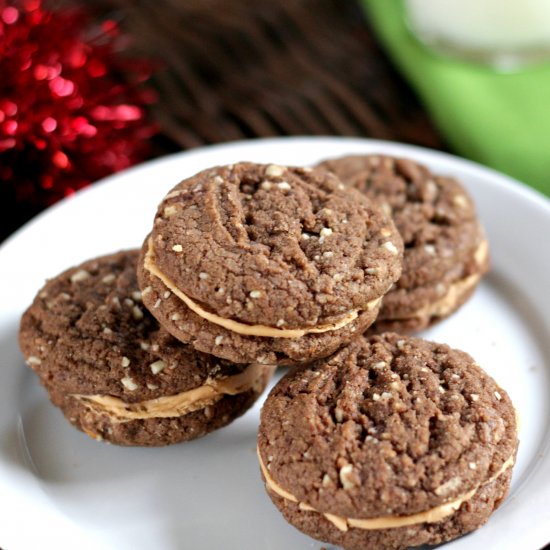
258,333,518,550
19,250,274,446
138,162,404,365
317,155,489,334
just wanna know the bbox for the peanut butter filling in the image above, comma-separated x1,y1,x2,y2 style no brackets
410,272,481,320
144,238,381,338
393,239,489,322
73,363,271,423
258,449,514,532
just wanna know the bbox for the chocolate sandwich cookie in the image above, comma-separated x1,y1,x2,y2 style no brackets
317,155,489,334
137,162,403,365
19,250,274,446
258,333,518,550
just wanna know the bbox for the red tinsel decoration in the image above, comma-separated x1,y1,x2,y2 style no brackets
0,0,157,235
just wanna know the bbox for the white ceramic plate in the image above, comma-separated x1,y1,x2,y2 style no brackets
1,137,549,550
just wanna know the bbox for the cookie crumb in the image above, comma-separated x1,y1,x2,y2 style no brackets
380,202,392,216
172,244,183,253
382,241,398,255
425,179,438,200
165,190,182,199
121,376,138,391
453,195,468,208
434,476,462,496
27,356,41,365
339,464,356,490
265,164,285,177
150,360,166,375
70,270,90,283
132,305,144,320
163,205,179,218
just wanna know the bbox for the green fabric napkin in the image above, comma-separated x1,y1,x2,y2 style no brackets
362,0,550,196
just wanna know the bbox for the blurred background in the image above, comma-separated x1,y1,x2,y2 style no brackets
1,0,549,243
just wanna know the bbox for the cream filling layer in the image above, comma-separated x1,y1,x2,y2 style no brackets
73,363,271,423
144,238,381,338
394,239,489,322
258,449,514,532
410,272,481,320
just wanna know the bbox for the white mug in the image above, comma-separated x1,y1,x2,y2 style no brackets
405,0,550,70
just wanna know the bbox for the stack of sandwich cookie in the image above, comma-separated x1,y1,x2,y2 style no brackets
19,250,274,446
138,162,404,365
17,152,517,547
317,155,489,334
258,333,518,550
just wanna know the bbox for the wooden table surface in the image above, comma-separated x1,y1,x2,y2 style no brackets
2,0,446,242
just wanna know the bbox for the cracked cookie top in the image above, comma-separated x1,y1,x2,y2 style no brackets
142,162,403,329
317,155,487,291
19,250,247,402
258,333,517,519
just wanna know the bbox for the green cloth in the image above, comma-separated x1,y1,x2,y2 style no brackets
362,0,550,196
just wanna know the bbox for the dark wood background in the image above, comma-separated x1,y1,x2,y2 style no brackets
2,0,445,241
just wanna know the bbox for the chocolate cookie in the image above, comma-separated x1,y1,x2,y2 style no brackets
19,250,274,446
137,162,403,365
258,333,518,550
317,155,489,333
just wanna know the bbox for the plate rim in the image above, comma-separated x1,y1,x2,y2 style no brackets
1,136,550,550
2,135,549,254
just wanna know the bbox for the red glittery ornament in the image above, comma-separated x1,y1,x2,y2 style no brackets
0,0,157,238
